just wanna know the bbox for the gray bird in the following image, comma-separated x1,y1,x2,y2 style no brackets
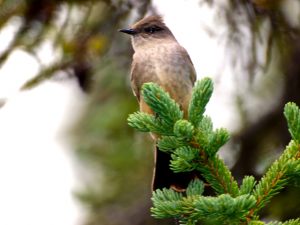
120,15,197,191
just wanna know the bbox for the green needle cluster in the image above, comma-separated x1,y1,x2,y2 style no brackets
127,78,300,225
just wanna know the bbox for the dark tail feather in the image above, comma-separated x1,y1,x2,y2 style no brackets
152,146,196,191
174,218,180,225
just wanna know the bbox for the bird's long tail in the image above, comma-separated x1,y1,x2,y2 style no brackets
152,146,196,191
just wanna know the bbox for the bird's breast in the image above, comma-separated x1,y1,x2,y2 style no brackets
133,43,194,116
140,45,191,81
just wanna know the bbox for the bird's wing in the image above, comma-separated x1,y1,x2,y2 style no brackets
130,54,160,102
130,59,141,102
179,46,197,85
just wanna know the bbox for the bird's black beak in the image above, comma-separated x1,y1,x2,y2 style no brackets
119,28,137,35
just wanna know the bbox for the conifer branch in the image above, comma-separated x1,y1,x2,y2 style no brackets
197,154,239,196
127,79,300,224
151,186,256,224
248,141,300,218
142,82,183,128
264,219,300,225
188,78,213,127
246,102,300,220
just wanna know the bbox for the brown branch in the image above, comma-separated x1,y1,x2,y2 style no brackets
246,171,284,221
190,140,239,196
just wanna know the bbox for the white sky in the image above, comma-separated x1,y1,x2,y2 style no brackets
0,39,85,225
0,80,84,225
0,1,259,225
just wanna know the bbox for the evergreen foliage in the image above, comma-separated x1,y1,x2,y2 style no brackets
127,77,300,225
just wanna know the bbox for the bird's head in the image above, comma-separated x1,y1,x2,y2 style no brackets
119,15,175,50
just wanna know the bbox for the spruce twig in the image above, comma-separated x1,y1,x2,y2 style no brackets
127,78,300,224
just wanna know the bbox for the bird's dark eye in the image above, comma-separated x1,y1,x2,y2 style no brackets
144,26,162,34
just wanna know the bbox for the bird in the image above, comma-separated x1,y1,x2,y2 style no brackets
119,15,197,191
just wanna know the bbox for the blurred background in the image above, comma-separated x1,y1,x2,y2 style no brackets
0,0,300,224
